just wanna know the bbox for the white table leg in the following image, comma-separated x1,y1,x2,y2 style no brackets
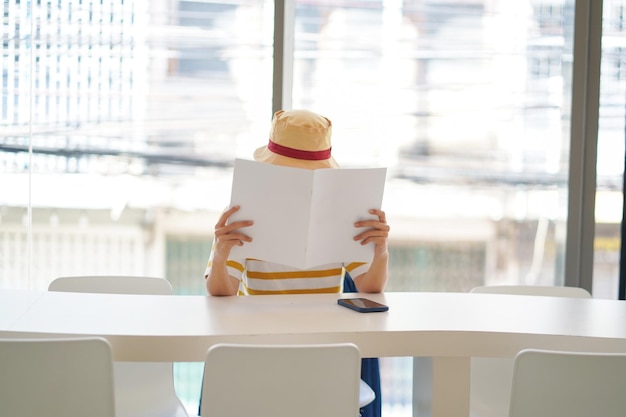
432,357,470,417
414,357,471,417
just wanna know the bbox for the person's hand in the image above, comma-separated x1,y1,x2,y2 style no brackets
213,205,253,261
353,209,390,257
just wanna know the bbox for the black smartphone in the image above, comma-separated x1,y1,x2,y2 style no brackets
337,297,389,313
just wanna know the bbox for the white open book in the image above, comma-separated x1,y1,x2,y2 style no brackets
228,159,387,269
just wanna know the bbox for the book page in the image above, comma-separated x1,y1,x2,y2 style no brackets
228,159,313,266
307,167,386,267
227,159,386,269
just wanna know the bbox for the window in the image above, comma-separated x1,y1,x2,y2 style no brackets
292,0,578,292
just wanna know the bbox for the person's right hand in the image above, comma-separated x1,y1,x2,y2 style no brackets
212,205,253,260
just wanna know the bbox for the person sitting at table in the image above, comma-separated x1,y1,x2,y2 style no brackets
203,109,389,417
204,108,390,296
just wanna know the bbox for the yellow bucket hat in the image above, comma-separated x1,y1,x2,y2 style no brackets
253,109,339,169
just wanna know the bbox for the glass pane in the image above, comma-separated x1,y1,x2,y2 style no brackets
594,0,626,299
1,0,273,291
293,0,575,294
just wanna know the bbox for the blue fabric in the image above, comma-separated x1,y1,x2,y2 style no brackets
344,272,382,417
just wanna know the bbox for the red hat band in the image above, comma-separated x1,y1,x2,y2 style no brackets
267,140,332,161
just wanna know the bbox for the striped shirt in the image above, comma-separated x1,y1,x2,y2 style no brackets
204,242,369,295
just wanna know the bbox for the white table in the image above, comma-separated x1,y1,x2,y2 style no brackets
2,290,626,417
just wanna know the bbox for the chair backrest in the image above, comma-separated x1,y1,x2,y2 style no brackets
468,285,591,417
0,337,116,417
48,275,189,417
200,343,362,417
49,275,173,295
470,285,591,298
509,349,626,417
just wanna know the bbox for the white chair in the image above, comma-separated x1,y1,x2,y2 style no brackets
0,337,116,417
469,285,592,298
200,343,362,417
508,349,626,417
468,285,591,417
48,276,189,417
359,379,376,410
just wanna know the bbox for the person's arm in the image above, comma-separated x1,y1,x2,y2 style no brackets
352,209,390,293
205,205,253,296
205,258,240,296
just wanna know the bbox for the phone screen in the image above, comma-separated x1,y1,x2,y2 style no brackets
337,297,389,313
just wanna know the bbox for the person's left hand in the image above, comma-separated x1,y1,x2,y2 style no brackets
353,209,390,257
